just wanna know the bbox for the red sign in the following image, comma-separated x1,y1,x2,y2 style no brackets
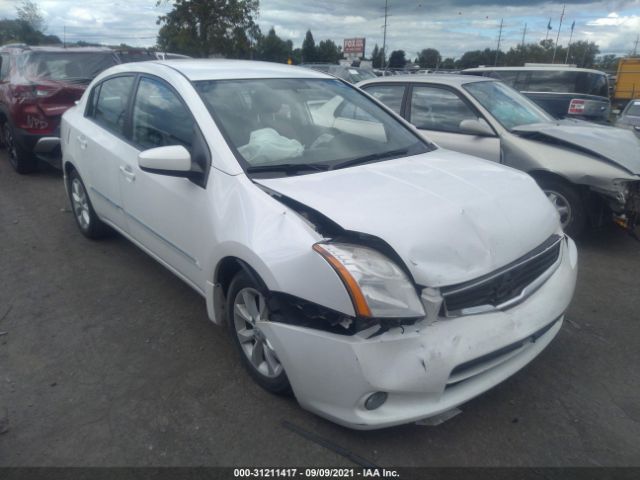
343,38,365,55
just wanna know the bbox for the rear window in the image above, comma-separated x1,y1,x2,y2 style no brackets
626,102,640,116
18,52,118,84
525,70,609,97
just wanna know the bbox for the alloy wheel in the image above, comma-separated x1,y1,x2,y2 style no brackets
70,178,91,230
545,190,572,229
232,287,283,379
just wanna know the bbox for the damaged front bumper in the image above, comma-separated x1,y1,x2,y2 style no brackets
258,237,578,430
592,180,640,234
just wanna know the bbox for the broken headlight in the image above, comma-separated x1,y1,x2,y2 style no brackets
313,242,425,318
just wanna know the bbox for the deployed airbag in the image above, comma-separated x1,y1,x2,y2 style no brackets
238,128,304,165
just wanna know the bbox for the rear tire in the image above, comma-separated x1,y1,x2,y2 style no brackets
227,270,291,395
537,178,586,238
66,169,111,239
3,121,38,174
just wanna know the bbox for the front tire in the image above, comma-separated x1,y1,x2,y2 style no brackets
66,169,111,239
227,271,291,395
537,178,586,238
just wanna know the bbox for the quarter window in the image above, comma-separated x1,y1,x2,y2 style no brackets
410,86,478,133
92,76,135,136
363,85,405,114
0,54,10,80
132,77,194,151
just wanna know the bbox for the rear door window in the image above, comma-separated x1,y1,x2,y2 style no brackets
362,84,406,115
92,76,135,136
409,85,478,133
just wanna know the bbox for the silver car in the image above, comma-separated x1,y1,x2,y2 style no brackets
616,99,640,138
358,75,640,237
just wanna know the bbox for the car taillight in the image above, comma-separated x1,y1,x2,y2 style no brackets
568,99,585,115
10,84,56,101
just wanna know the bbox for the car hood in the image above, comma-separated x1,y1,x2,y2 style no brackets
255,150,559,287
512,121,640,175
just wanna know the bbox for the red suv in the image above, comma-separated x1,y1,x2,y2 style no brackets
0,45,119,173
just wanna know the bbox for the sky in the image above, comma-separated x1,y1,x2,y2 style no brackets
1,0,639,58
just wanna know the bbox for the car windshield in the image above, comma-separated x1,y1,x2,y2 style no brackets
464,80,553,130
194,78,429,174
18,52,118,84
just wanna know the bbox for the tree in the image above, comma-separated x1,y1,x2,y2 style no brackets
16,0,45,33
317,39,340,63
156,0,259,58
457,48,495,69
596,54,621,72
566,40,599,68
440,57,456,69
301,30,316,63
254,27,290,63
417,48,441,69
371,44,386,68
0,19,60,45
388,50,406,69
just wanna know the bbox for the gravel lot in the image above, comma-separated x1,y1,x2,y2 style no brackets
1,151,639,467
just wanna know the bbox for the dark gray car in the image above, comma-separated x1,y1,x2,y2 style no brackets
358,75,640,238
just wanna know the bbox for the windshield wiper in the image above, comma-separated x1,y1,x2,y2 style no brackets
331,148,409,170
245,163,330,175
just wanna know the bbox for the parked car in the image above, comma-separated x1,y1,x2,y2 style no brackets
60,60,576,429
615,98,640,137
301,63,376,83
358,75,640,237
0,45,119,173
461,66,611,123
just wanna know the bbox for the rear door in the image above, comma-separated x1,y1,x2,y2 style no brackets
407,84,501,162
80,75,136,231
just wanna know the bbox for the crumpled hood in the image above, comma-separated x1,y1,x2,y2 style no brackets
512,121,640,175
256,150,560,287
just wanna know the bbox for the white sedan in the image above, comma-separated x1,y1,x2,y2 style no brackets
60,60,577,430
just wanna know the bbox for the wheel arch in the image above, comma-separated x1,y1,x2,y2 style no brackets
207,253,276,326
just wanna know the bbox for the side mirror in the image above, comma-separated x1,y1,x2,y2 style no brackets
459,118,494,136
612,109,621,115
138,145,194,178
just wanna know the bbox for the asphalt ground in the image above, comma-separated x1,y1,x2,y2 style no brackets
1,151,639,467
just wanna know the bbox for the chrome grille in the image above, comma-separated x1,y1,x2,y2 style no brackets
441,235,563,316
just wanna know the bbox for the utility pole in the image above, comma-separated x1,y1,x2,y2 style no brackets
494,18,503,66
382,0,389,70
633,34,639,56
63,25,66,48
551,4,565,64
521,23,527,47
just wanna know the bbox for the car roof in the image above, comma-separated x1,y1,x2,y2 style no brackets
464,66,606,75
358,73,493,87
151,59,332,81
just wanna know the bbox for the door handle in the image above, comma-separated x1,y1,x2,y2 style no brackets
77,135,87,149
119,165,136,182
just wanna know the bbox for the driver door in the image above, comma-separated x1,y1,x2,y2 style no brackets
118,76,209,289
